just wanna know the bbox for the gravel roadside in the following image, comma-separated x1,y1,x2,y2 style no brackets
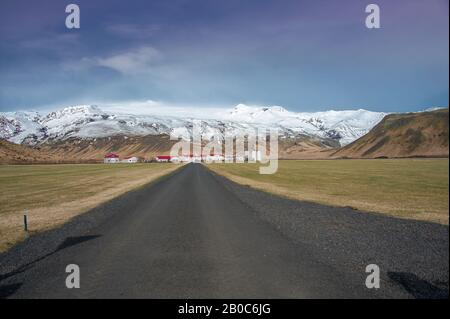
208,168,449,298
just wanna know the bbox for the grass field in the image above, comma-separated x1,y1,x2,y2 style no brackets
0,163,179,252
208,159,449,225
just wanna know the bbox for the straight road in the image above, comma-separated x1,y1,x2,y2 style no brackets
0,164,448,298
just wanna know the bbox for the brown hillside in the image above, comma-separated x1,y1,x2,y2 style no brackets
278,135,338,159
1,135,178,164
40,134,336,161
37,134,178,161
2,133,338,163
331,109,449,159
0,139,53,164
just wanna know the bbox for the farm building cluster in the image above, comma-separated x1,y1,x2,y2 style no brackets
103,153,141,164
154,154,233,163
104,151,262,164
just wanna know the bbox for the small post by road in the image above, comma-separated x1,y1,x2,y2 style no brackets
23,212,28,234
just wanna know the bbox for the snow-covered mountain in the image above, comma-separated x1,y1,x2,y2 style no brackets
0,104,387,146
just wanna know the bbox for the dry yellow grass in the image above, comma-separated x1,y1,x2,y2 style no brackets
0,163,180,252
208,159,449,225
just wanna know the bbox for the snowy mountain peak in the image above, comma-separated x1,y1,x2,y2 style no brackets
268,106,287,113
0,104,388,147
229,104,288,116
43,105,104,120
64,105,103,113
229,104,256,114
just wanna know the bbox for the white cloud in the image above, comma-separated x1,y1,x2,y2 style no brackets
100,100,229,118
62,46,162,75
95,46,161,74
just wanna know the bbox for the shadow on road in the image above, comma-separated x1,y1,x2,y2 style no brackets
0,283,22,299
0,235,101,298
57,235,101,251
388,271,449,299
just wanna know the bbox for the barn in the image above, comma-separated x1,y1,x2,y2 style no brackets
122,156,140,163
104,153,120,163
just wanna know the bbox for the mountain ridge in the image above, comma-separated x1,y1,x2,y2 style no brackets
1,107,448,163
0,104,387,147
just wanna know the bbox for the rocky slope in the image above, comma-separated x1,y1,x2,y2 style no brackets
331,109,449,158
0,139,52,164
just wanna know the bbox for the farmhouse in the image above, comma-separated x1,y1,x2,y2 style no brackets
104,153,120,163
154,153,246,163
155,155,172,163
122,156,140,163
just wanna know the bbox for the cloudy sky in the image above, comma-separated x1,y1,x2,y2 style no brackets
0,0,448,113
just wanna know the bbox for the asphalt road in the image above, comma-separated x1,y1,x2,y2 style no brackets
0,163,448,298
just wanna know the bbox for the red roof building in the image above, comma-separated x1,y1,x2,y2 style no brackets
104,153,120,163
104,153,119,158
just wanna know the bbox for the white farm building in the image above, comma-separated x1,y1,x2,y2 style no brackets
122,156,140,163
104,153,120,163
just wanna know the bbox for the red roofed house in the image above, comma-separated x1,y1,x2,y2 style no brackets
154,155,171,163
104,153,120,163
154,155,181,163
